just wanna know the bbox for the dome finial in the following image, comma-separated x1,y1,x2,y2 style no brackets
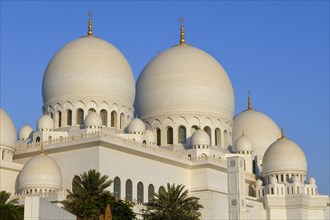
278,128,287,140
40,143,44,154
179,18,186,45
87,11,93,36
247,91,252,110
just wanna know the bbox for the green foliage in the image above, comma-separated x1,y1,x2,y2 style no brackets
0,204,24,220
142,183,203,220
60,169,135,219
0,191,18,205
0,191,23,220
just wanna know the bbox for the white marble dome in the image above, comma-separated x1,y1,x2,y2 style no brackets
262,138,307,176
127,118,146,134
233,109,281,158
192,129,210,146
19,153,62,191
0,108,17,149
308,177,316,185
42,36,135,108
37,115,54,131
145,129,156,144
234,134,254,152
18,124,34,140
84,112,102,127
135,45,234,121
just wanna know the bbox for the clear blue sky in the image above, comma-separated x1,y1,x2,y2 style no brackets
1,1,329,195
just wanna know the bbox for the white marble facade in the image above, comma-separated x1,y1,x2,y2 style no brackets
0,17,329,219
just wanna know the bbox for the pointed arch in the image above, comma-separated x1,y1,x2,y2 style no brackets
167,127,173,145
76,108,84,125
215,128,221,147
100,109,107,126
178,126,186,144
114,177,121,200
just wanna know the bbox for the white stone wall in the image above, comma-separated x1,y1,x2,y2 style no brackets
0,160,22,192
24,196,75,220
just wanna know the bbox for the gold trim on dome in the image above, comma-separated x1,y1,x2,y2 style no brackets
179,18,186,45
248,91,252,110
40,143,44,154
87,11,93,36
278,128,287,140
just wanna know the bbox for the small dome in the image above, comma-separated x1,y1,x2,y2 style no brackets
256,179,263,187
135,45,234,121
262,138,307,176
42,37,135,108
18,124,34,140
191,129,210,146
127,118,146,134
233,109,281,158
37,115,54,131
308,177,316,185
270,176,278,184
234,134,254,152
19,153,62,191
0,108,17,149
145,129,156,144
84,112,102,127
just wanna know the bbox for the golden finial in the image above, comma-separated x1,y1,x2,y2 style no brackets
278,128,287,140
179,18,186,45
247,91,252,110
87,11,93,36
40,143,44,154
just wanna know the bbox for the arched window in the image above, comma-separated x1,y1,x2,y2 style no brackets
111,111,117,128
77,109,84,125
204,126,211,142
252,160,256,174
191,125,198,135
137,182,144,204
50,112,54,119
167,127,173,145
215,128,221,147
158,186,165,194
67,110,72,126
125,179,132,201
88,108,96,114
178,126,186,144
156,128,161,146
148,184,154,203
114,177,121,200
224,130,228,149
36,137,40,143
57,111,62,127
100,109,107,126
120,113,125,129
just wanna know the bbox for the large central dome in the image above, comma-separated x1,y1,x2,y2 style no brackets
42,36,135,107
135,45,234,120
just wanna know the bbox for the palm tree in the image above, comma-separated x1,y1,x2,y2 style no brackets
60,169,135,220
60,169,112,219
142,183,203,220
0,191,18,205
0,191,23,220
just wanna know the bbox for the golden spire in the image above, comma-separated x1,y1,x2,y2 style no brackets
87,11,93,37
179,18,186,45
40,143,44,154
278,128,287,140
247,91,252,110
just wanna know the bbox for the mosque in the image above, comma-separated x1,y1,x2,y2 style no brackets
0,15,329,219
